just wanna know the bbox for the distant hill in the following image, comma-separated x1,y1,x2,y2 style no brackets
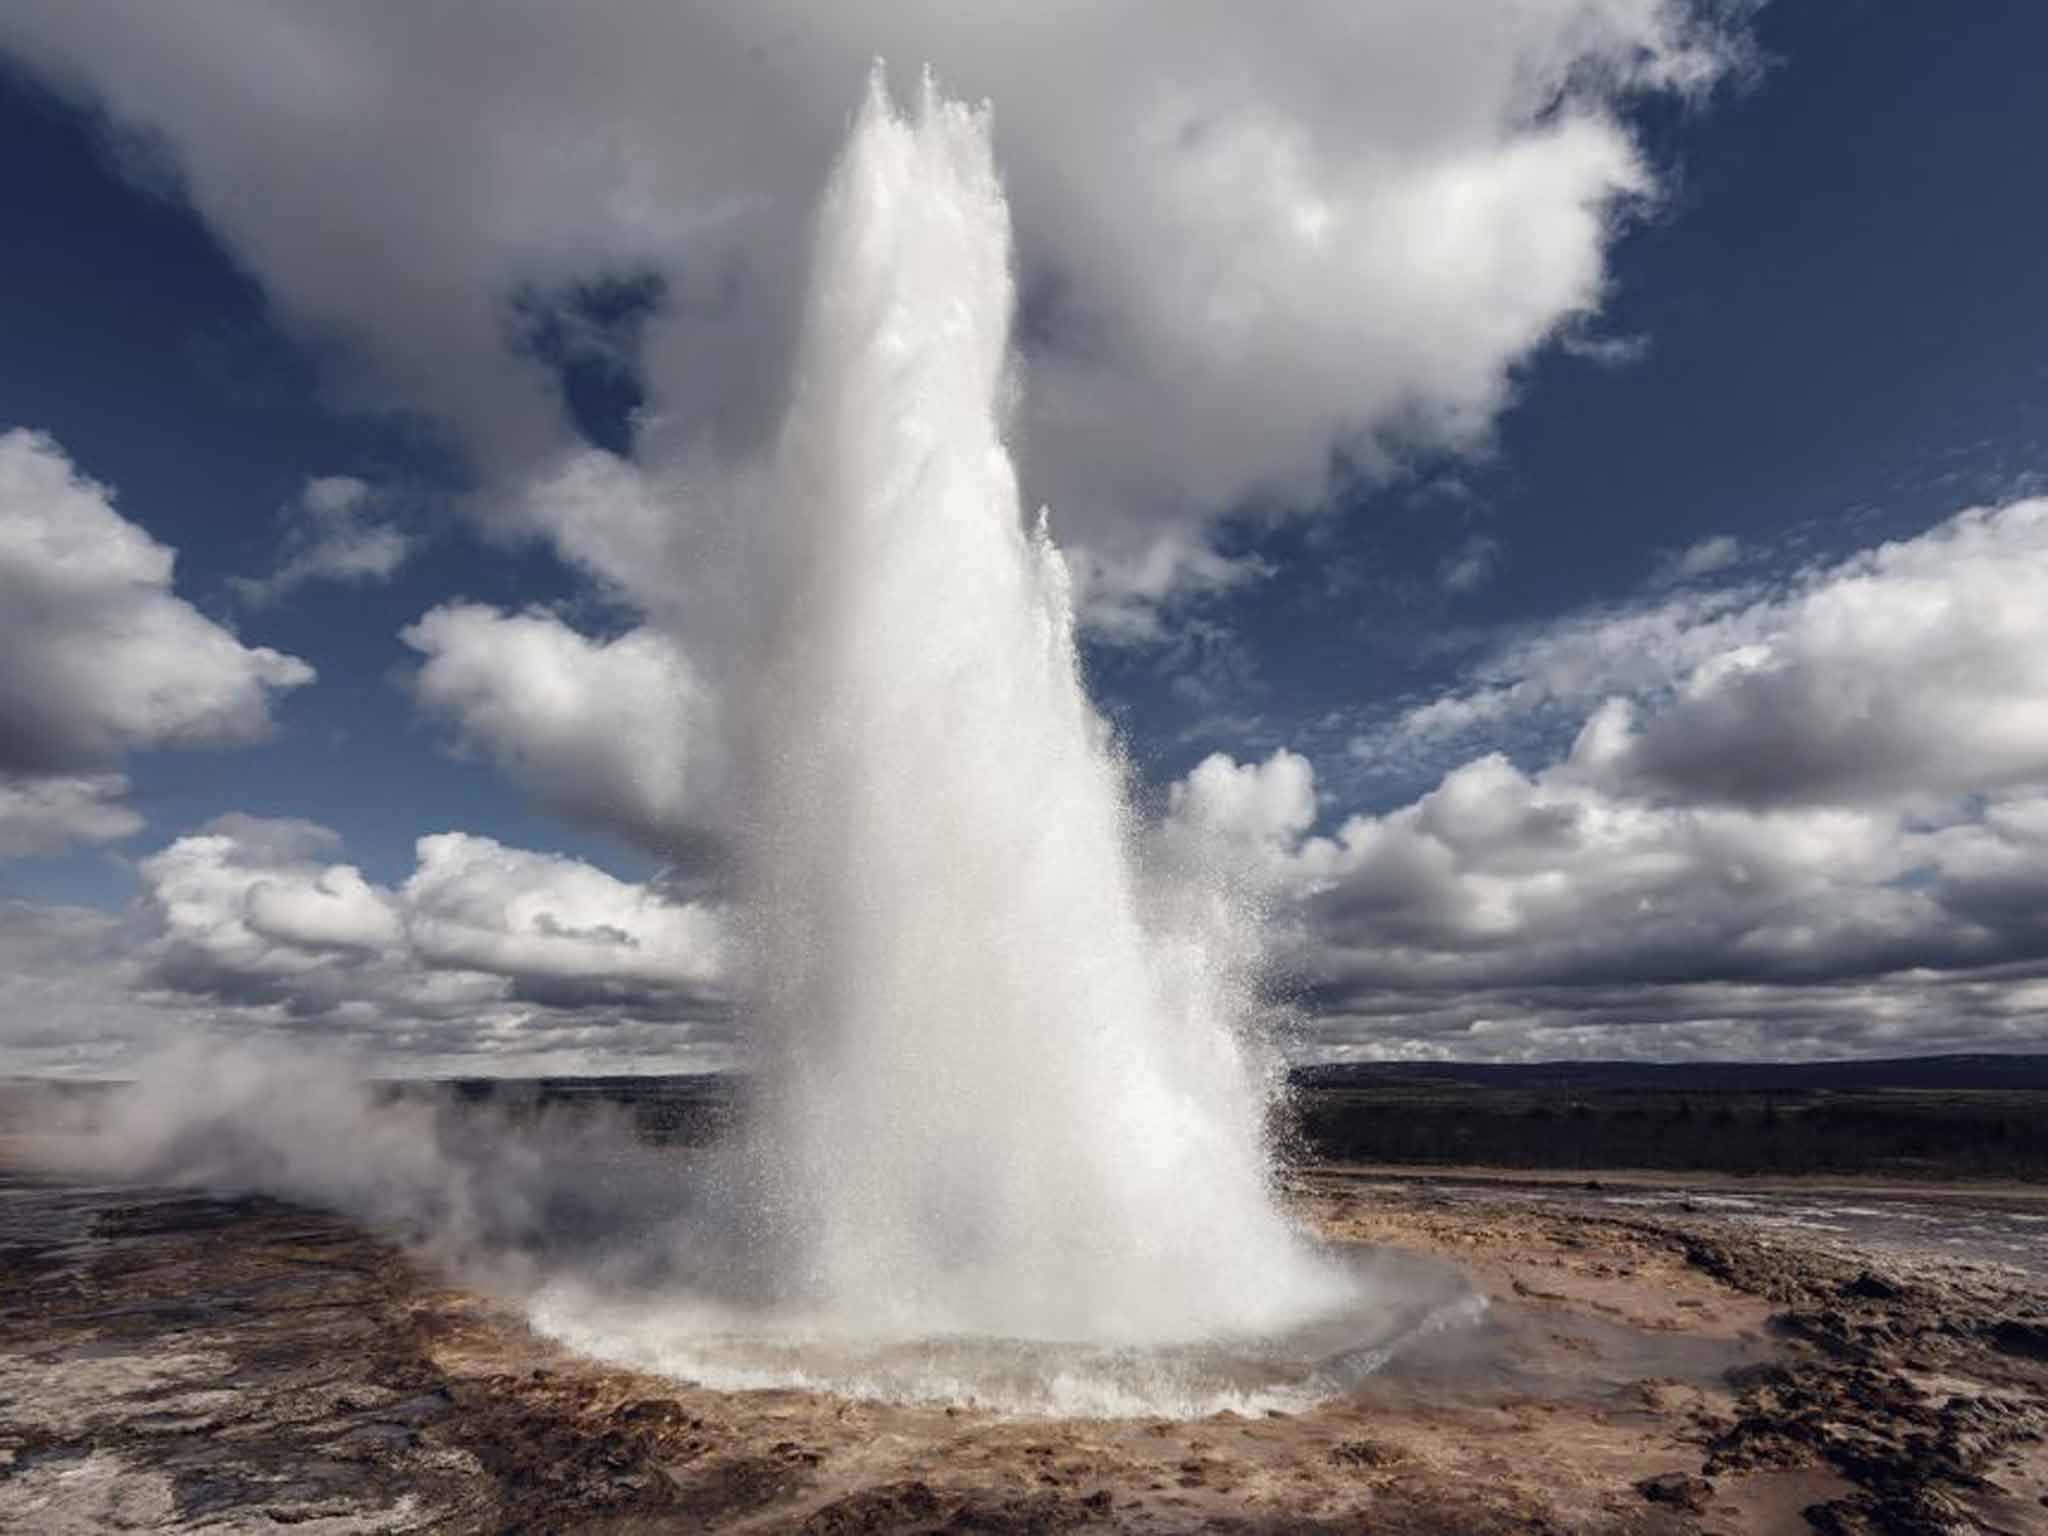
1289,1054,2048,1094
1283,1054,2048,1175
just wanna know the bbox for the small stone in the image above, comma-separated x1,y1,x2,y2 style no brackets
1724,1361,1794,1392
612,1397,685,1426
1840,1271,1903,1301
1330,1439,1402,1468
1636,1472,1713,1512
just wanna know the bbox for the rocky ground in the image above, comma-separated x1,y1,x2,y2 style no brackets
1,1161,2044,1533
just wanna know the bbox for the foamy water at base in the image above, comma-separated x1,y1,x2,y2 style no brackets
528,1247,1486,1419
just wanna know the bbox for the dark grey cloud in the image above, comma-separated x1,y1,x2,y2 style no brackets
1298,970,2048,1064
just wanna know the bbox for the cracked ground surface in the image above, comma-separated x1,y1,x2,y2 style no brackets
2,1161,2045,1533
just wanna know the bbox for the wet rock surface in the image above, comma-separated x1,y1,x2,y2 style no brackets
2,1162,2044,1532
1300,1170,2048,1534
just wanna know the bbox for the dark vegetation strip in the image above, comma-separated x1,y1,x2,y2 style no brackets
1280,1083,2048,1177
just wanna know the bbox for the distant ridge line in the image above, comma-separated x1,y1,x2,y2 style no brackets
9,1053,2047,1093
1288,1053,2048,1092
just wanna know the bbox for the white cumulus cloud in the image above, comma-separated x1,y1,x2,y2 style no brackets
1604,499,2048,805
1179,495,2048,1058
1371,496,2048,808
137,815,729,1062
0,2,1752,631
404,832,727,994
1164,749,1318,861
401,602,705,857
0,428,314,853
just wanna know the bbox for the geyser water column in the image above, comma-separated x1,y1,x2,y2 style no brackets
523,70,1414,1413
732,68,1349,1347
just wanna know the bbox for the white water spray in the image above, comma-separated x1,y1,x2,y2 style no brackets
724,70,1349,1346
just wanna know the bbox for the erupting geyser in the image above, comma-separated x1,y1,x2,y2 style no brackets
531,70,1420,1413
737,69,1348,1345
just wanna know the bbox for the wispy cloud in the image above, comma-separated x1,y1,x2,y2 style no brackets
1439,534,1503,594
232,475,414,606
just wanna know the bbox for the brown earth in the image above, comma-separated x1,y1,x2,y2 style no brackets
2,1162,2044,1534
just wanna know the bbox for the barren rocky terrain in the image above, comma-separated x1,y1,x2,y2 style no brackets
3,1160,2044,1533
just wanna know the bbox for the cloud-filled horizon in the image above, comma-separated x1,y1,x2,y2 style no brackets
3,3,2046,1073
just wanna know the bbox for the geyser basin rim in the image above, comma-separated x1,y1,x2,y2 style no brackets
526,1243,1487,1419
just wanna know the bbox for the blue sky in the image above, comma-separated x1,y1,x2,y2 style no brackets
1107,1,2048,797
0,71,627,901
3,2,2046,1072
